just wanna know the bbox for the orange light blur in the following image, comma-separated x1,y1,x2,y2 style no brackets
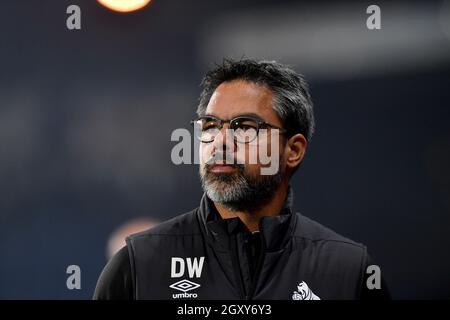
97,0,152,13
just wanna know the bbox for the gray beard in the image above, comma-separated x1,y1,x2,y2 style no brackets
199,163,284,212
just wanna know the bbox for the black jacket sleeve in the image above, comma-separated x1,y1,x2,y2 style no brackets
93,246,134,300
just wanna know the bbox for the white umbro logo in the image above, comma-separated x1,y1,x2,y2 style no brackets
170,279,200,293
170,279,201,299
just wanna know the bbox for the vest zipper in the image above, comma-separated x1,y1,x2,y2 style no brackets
247,231,265,300
231,234,247,300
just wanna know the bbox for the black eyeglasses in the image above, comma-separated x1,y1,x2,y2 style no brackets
190,115,287,143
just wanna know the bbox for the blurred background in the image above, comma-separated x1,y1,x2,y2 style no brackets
0,0,449,299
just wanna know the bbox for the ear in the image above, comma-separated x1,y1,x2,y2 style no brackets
284,133,308,171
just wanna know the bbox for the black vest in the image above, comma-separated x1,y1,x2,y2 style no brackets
126,190,367,300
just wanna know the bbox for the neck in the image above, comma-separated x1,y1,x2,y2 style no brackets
213,181,289,232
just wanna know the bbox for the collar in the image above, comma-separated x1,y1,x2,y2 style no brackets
198,186,297,252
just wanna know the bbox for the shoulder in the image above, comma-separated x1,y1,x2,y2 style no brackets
295,212,365,247
126,209,201,246
130,209,200,237
124,209,205,291
93,246,133,300
293,212,368,264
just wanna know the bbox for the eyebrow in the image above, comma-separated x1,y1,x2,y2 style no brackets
204,113,265,121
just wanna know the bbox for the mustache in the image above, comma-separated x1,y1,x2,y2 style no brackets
204,153,244,171
205,152,237,165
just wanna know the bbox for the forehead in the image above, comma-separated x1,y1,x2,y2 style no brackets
205,80,281,124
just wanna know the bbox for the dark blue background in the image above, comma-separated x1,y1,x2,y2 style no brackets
0,0,449,299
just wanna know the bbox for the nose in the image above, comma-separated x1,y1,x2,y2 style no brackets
212,123,235,154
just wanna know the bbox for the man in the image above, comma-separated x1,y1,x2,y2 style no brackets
94,59,389,300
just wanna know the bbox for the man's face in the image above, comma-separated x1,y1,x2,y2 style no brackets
199,80,287,211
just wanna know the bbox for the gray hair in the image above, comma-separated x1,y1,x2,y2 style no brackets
197,59,315,141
